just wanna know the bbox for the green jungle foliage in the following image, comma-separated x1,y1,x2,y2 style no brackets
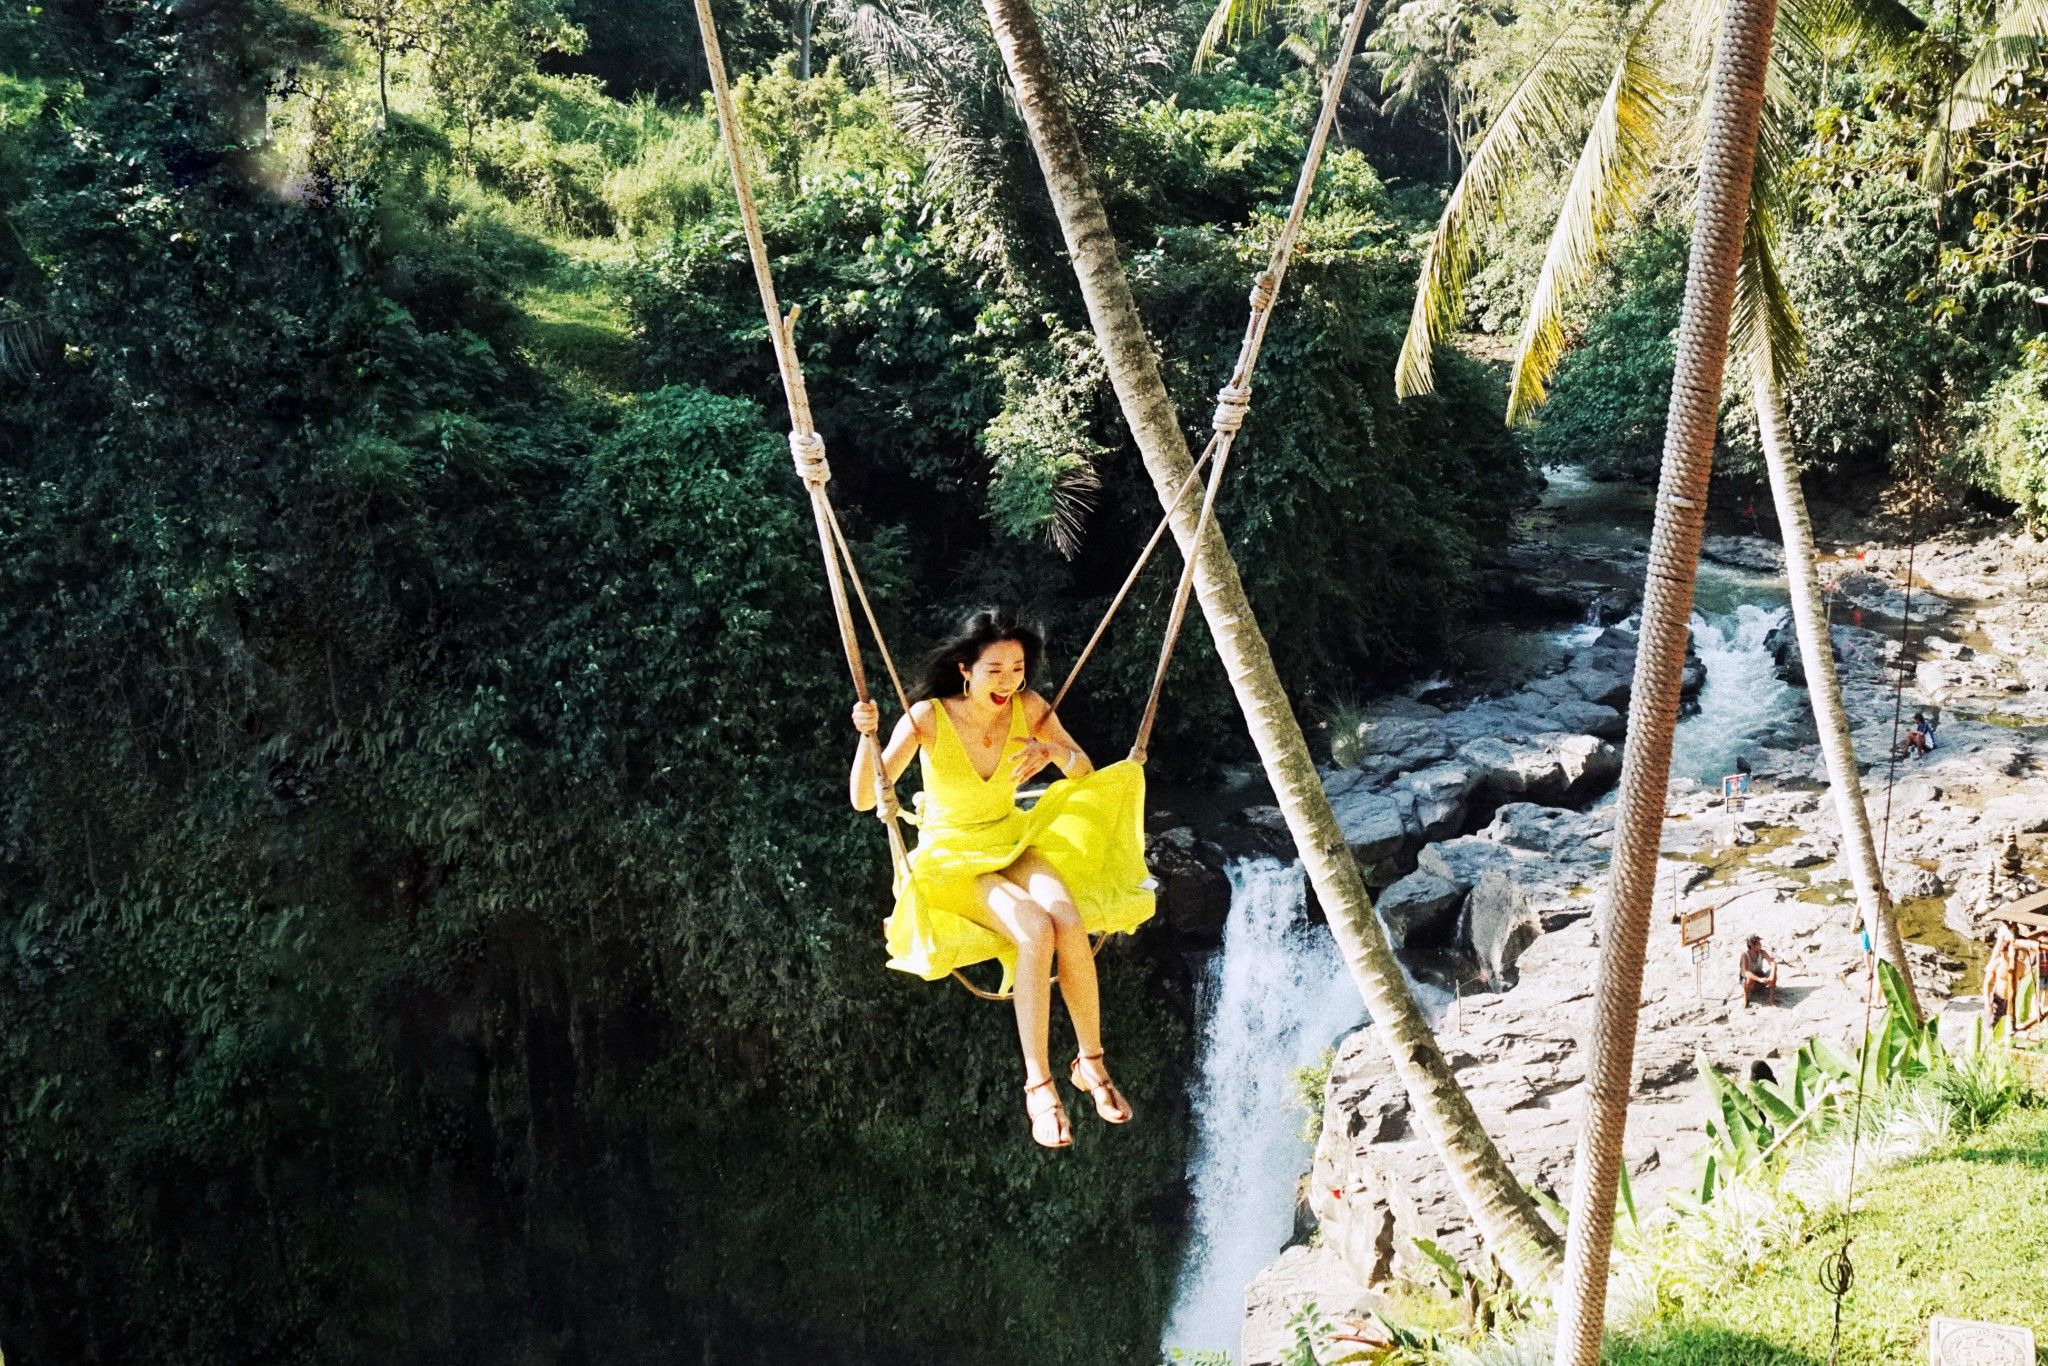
4,0,2045,1361
1524,228,1686,482
0,1,1521,1363
1505,6,2045,502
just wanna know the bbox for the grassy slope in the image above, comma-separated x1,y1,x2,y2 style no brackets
1606,1104,2048,1364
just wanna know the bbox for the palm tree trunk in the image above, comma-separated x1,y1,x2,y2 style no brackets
1752,365,1922,1020
1551,0,1780,1356
980,0,1563,1288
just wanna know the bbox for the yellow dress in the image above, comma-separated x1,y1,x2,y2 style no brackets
882,696,1155,992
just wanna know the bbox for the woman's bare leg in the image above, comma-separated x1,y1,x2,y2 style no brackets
1004,851,1101,1057
970,873,1057,1083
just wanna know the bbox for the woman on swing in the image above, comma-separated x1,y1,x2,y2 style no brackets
850,609,1155,1149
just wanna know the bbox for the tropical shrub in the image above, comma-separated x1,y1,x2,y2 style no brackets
1523,228,1684,481
1956,339,2048,530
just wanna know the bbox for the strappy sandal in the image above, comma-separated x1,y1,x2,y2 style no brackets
1024,1077,1072,1149
1069,1051,1133,1125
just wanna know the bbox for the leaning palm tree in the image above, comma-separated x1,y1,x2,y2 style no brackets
978,0,1566,1289
1537,1,1779,1354
1391,0,1927,1030
1390,0,1933,1348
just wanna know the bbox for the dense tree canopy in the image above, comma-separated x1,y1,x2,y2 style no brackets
1,0,2042,1361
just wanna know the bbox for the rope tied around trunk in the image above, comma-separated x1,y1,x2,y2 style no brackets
1552,0,1779,1356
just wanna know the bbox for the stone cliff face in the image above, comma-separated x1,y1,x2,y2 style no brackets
1229,527,2048,1365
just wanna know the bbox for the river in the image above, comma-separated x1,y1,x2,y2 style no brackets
1157,466,1805,1361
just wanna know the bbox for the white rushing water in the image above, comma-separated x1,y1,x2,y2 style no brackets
1158,861,1369,1361
1669,600,1801,787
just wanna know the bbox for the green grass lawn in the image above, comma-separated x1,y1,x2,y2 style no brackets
1605,1105,2048,1364
515,239,638,397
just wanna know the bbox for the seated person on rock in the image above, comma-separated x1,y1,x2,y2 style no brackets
1739,935,1779,1008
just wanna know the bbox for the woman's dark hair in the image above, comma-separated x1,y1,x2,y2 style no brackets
910,608,1045,702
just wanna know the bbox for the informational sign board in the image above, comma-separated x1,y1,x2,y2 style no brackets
1680,905,1716,948
1721,772,1750,811
1927,1315,2035,1365
1691,942,1711,966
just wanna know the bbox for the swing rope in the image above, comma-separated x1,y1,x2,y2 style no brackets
691,0,1368,993
1820,485,1928,1365
693,0,914,875
1104,0,1372,763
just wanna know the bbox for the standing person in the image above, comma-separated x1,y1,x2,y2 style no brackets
849,609,1154,1147
1984,925,2020,1030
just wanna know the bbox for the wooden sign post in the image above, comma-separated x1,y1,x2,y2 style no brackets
1681,905,1716,998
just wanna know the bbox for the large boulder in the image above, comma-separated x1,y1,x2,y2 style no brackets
1241,1246,1379,1366
1330,787,1411,865
1215,805,1296,862
1336,712,1453,782
1392,762,1480,843
1764,618,1804,687
1557,733,1623,800
1701,534,1785,573
1564,624,1707,714
1481,802,1607,856
1144,827,1231,948
1564,660,1633,710
1458,736,1566,803
1416,835,1517,893
1547,696,1628,740
1375,871,1465,949
1459,733,1621,807
1461,869,1542,986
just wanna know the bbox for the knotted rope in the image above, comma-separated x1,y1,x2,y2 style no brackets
789,430,831,487
1050,0,1373,760
694,0,908,862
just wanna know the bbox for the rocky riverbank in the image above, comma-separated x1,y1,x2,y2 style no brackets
1207,522,2048,1364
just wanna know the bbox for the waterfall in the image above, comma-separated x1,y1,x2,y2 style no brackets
1159,860,1367,1360
1670,600,1799,786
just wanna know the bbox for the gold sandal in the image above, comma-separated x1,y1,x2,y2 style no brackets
1069,1051,1133,1125
1024,1077,1072,1149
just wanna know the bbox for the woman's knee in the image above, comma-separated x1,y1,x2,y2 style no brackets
1008,902,1056,956
1044,900,1085,938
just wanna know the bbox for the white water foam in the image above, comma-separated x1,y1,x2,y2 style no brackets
1157,860,1466,1360
1669,601,1800,786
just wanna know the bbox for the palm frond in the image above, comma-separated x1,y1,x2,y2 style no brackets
1195,0,1282,69
1925,0,2048,183
1780,0,1922,53
0,309,49,382
1723,55,1806,380
1395,6,1617,400
1947,0,2048,131
1506,21,1671,423
1731,185,1804,386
